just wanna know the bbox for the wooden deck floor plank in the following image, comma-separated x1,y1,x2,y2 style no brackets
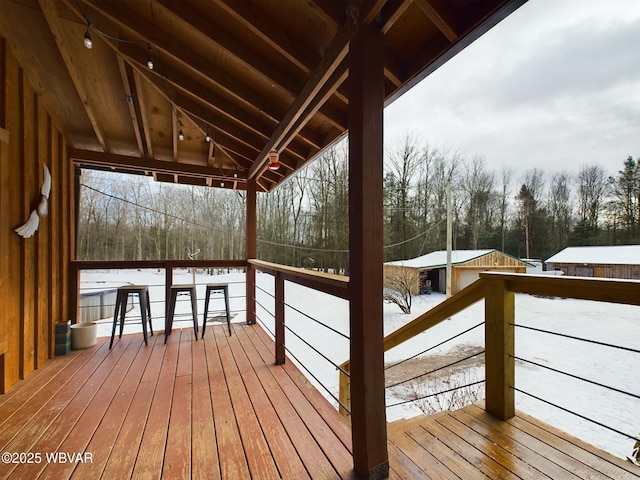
510,411,640,480
388,440,439,480
36,335,141,479
251,323,353,448
0,346,84,425
0,340,111,450
191,334,220,480
203,325,251,479
424,414,521,479
100,331,167,479
162,331,193,479
234,325,341,479
462,405,598,479
0,340,115,479
389,430,462,480
0,337,132,480
225,326,312,479
452,408,580,479
71,334,160,479
402,423,488,479
245,324,356,478
213,325,282,479
436,413,551,480
131,330,181,479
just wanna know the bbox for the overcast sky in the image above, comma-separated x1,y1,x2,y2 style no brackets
384,0,640,177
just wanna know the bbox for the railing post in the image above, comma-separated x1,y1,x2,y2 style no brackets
165,263,172,331
484,276,515,420
274,272,285,365
348,23,388,479
338,362,351,418
246,179,257,325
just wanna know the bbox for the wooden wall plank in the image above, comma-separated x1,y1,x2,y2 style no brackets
4,47,22,391
20,79,36,378
0,34,70,392
48,116,60,359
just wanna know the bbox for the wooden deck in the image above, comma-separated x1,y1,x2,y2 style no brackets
1,322,638,479
388,404,640,479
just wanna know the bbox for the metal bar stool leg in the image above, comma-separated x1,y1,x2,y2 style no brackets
146,289,153,336
110,290,123,349
202,287,211,339
139,290,148,346
223,286,231,336
190,288,198,341
165,289,177,344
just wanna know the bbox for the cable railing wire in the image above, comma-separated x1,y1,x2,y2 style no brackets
255,315,276,338
281,341,351,415
385,321,483,371
513,324,640,355
513,387,640,442
386,350,485,389
513,356,640,401
284,302,350,340
387,380,485,408
284,323,350,377
255,283,274,299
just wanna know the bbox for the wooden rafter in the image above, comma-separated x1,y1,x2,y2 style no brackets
414,0,459,42
249,0,388,180
39,0,107,151
117,56,146,157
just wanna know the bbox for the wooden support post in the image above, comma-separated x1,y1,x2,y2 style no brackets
165,264,172,331
348,23,388,480
274,272,285,365
338,362,351,418
246,179,257,325
68,262,79,325
484,276,515,420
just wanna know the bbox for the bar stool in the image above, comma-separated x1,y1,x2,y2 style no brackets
165,284,198,343
202,283,231,338
110,285,153,349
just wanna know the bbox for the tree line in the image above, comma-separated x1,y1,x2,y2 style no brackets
78,136,639,272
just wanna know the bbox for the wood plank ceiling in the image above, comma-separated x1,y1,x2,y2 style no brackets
0,0,526,192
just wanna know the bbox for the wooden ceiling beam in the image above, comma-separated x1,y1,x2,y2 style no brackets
155,0,305,98
69,148,245,182
211,0,319,74
116,40,325,154
38,0,107,151
249,0,388,180
414,0,459,42
117,56,147,157
154,0,348,135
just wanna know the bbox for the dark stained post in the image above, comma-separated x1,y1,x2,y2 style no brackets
246,179,257,325
274,271,285,364
348,24,388,479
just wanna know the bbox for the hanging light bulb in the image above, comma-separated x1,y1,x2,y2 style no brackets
146,44,154,70
267,148,280,170
83,29,93,49
220,181,225,187
178,129,184,141
205,126,211,143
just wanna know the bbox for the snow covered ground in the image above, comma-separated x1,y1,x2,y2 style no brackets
81,269,640,461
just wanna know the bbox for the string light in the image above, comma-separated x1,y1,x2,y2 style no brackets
83,25,93,49
205,125,211,143
146,44,154,70
178,121,184,141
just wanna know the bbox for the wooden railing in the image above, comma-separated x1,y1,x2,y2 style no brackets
248,259,349,365
70,260,247,324
339,272,640,420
